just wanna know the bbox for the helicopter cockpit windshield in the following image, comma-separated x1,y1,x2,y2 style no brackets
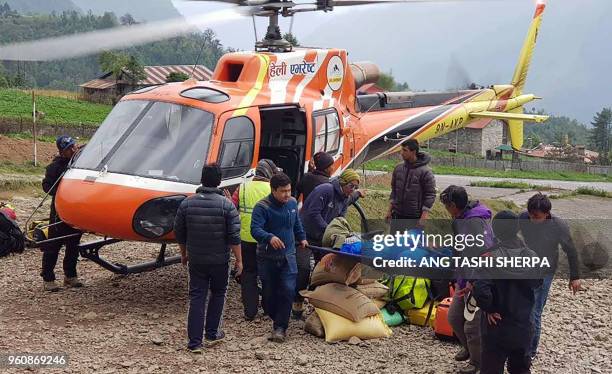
74,100,214,185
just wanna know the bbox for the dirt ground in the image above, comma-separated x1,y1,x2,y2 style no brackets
0,135,57,164
2,133,611,373
1,189,611,374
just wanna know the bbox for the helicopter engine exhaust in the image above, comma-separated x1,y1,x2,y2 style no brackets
350,62,380,89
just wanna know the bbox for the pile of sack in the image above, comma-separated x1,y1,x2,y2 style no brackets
300,254,392,343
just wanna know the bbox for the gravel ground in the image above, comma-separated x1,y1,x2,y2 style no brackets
1,192,611,374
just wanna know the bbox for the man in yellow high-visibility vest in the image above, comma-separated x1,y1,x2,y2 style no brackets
229,159,280,321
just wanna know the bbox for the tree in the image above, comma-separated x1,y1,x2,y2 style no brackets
166,72,190,82
100,12,118,29
377,72,396,91
120,13,138,26
283,33,299,47
589,108,612,165
0,74,8,88
99,51,129,80
376,72,410,92
124,55,146,84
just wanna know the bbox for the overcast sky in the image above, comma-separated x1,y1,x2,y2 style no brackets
172,0,612,124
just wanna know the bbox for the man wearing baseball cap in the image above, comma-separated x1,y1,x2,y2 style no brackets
41,135,83,292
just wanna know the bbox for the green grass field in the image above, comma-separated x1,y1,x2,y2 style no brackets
0,89,112,126
344,191,519,234
0,161,45,175
363,158,612,182
469,181,552,190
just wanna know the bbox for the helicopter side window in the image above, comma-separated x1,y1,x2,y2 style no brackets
314,115,326,153
326,112,340,153
219,116,255,179
312,109,341,155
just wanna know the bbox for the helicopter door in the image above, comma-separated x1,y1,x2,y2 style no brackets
217,115,256,182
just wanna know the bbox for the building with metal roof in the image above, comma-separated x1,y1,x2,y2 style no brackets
80,65,213,104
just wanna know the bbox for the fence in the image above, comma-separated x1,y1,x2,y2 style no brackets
432,156,612,176
0,117,98,139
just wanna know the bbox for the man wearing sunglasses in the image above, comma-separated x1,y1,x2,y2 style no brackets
300,168,363,256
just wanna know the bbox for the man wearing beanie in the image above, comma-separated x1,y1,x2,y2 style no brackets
40,135,83,292
296,152,334,202
473,210,542,374
301,168,362,250
295,168,364,316
174,163,243,353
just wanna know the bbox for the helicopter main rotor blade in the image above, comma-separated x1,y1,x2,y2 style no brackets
0,8,247,61
329,0,500,6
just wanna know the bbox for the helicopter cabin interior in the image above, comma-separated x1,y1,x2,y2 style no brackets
257,105,307,193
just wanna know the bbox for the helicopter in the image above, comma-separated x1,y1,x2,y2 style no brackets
1,0,549,274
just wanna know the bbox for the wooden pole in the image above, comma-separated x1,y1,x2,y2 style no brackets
32,90,37,166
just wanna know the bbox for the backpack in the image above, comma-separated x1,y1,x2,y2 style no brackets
0,211,25,257
384,275,431,312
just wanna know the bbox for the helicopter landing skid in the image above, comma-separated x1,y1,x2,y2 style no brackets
78,239,180,275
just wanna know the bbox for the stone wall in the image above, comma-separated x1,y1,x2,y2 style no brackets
426,120,504,156
427,128,483,155
480,120,504,155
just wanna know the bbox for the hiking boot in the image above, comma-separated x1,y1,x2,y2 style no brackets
43,281,60,292
291,302,304,320
204,331,226,348
454,348,470,362
64,277,84,288
268,328,286,343
188,346,203,354
458,362,479,374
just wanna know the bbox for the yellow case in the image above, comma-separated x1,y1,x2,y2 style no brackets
407,300,438,328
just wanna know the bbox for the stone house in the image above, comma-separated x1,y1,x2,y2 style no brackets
426,119,506,156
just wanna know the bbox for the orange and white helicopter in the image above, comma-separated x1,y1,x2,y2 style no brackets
3,0,549,273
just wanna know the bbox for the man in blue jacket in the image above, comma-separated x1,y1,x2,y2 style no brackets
174,164,243,353
251,172,308,343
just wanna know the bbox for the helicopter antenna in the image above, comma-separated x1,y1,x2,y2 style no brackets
252,14,259,44
191,36,208,78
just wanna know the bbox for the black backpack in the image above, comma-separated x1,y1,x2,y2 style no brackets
0,211,25,257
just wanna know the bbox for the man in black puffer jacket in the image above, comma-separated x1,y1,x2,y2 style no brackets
473,211,542,374
387,139,436,231
174,163,242,353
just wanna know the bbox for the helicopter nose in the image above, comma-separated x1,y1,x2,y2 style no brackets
54,177,187,241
